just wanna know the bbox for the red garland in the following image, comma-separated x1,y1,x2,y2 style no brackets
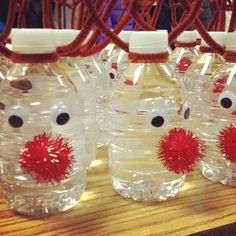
168,0,204,45
72,14,131,57
158,128,205,174
130,0,156,31
175,42,197,48
128,52,169,63
10,52,59,63
57,0,106,56
180,0,225,56
81,0,129,52
79,0,118,51
218,123,236,163
228,0,236,32
223,51,236,63
19,133,74,184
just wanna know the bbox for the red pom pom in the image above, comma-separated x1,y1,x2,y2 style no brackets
212,75,228,93
19,133,74,184
218,124,236,163
158,128,205,174
177,57,192,72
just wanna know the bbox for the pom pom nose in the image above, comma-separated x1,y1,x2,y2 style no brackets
19,133,73,184
218,123,236,163
158,128,205,174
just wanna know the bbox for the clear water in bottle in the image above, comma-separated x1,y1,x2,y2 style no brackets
199,61,236,186
109,61,191,202
79,55,110,147
169,31,199,84
105,48,128,90
0,29,87,216
183,51,225,132
56,57,97,167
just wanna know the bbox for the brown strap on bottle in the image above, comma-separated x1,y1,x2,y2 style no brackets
224,51,236,63
199,46,217,53
175,41,197,48
128,52,169,63
10,52,59,63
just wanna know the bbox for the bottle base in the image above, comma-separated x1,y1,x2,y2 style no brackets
199,161,236,187
110,175,185,202
0,170,87,216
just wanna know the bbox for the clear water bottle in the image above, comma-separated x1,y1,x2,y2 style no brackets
54,29,97,167
109,31,204,202
169,31,199,83
183,32,226,132
105,31,131,90
0,29,86,216
99,31,131,64
199,32,236,186
77,31,110,147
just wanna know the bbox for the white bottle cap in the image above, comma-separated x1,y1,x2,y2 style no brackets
202,31,227,47
118,31,132,43
226,32,236,52
129,31,168,54
11,28,56,54
54,29,78,47
176,31,197,43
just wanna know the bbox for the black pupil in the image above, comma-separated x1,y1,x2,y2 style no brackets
56,113,70,125
151,116,165,127
8,115,23,128
109,72,115,79
220,97,232,108
184,108,190,120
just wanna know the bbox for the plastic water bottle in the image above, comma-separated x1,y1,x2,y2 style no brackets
109,31,204,202
99,31,130,64
183,32,226,132
77,31,110,147
199,32,236,186
0,29,86,215
54,29,97,167
169,31,199,83
105,31,131,90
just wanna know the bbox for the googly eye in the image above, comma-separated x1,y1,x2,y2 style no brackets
6,106,28,128
179,102,190,120
108,68,117,80
149,109,167,128
51,104,70,125
218,91,236,109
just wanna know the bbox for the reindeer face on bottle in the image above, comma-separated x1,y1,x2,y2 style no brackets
112,75,205,174
203,71,236,164
0,76,84,184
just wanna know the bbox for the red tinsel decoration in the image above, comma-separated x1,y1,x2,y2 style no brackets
177,57,193,72
158,128,205,174
19,132,74,184
218,123,236,163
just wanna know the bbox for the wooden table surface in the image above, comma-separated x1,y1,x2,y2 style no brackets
1,146,236,236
